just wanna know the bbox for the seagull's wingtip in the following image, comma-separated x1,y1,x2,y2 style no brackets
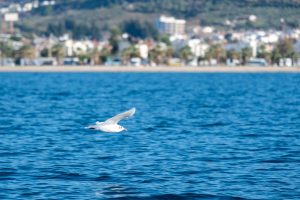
131,107,136,114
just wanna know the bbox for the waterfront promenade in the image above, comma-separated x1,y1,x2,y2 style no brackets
0,66,299,73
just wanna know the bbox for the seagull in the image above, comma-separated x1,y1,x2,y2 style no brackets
86,108,136,133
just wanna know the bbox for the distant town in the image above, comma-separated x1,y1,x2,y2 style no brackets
0,0,300,67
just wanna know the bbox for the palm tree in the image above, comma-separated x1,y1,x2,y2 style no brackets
149,45,164,65
271,48,281,65
165,46,174,63
179,46,192,64
99,47,111,64
109,27,121,55
226,49,240,61
121,45,139,65
0,42,14,58
241,47,252,65
271,38,297,65
19,45,36,60
257,45,271,64
205,44,226,64
52,44,65,65
88,48,101,65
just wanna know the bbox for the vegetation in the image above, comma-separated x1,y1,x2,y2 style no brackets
271,38,298,64
122,20,158,39
0,36,298,66
0,42,14,58
205,44,226,63
46,19,102,40
14,0,300,38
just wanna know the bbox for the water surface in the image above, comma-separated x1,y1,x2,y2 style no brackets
0,73,299,200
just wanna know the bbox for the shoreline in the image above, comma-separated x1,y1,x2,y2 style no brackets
0,66,299,73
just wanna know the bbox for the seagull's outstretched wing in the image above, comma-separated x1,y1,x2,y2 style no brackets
104,108,136,124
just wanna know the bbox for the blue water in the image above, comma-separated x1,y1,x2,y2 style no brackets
0,73,299,200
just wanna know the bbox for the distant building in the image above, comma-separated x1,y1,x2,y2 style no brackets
23,3,34,12
64,39,95,56
3,13,19,33
136,42,149,59
246,58,268,67
155,16,186,36
188,39,209,57
248,15,257,22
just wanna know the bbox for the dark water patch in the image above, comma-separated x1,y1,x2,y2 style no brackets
0,169,17,181
199,122,230,127
94,175,112,182
34,171,90,181
260,158,298,164
0,152,27,157
143,127,155,132
155,121,175,128
0,171,17,177
94,173,113,181
20,191,41,197
95,156,117,160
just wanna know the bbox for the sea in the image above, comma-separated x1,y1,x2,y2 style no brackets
0,72,299,200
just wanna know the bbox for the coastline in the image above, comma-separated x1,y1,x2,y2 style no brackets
0,66,299,73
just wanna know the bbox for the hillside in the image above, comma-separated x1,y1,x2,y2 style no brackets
3,0,300,38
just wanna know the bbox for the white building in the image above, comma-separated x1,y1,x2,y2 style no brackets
64,39,98,56
155,15,186,36
136,43,149,59
23,3,34,12
188,39,209,57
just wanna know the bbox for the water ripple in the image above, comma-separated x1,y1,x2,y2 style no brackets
0,73,299,200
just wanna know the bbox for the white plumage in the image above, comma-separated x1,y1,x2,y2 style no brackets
86,108,136,133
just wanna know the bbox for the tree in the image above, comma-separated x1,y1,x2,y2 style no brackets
179,46,192,63
88,48,101,65
277,38,296,57
205,44,226,63
271,39,297,64
159,34,171,46
241,47,252,65
271,48,281,65
109,27,121,55
99,47,111,64
18,45,36,60
257,45,271,64
52,44,65,65
165,46,174,61
40,48,50,58
0,42,14,58
121,45,139,64
226,49,240,61
47,22,65,37
122,20,158,39
90,24,102,40
149,45,164,65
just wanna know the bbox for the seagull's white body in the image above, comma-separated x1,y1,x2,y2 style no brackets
86,108,136,133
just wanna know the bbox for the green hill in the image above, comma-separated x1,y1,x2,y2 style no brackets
13,0,300,38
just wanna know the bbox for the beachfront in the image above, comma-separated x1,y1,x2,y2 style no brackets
0,66,299,73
